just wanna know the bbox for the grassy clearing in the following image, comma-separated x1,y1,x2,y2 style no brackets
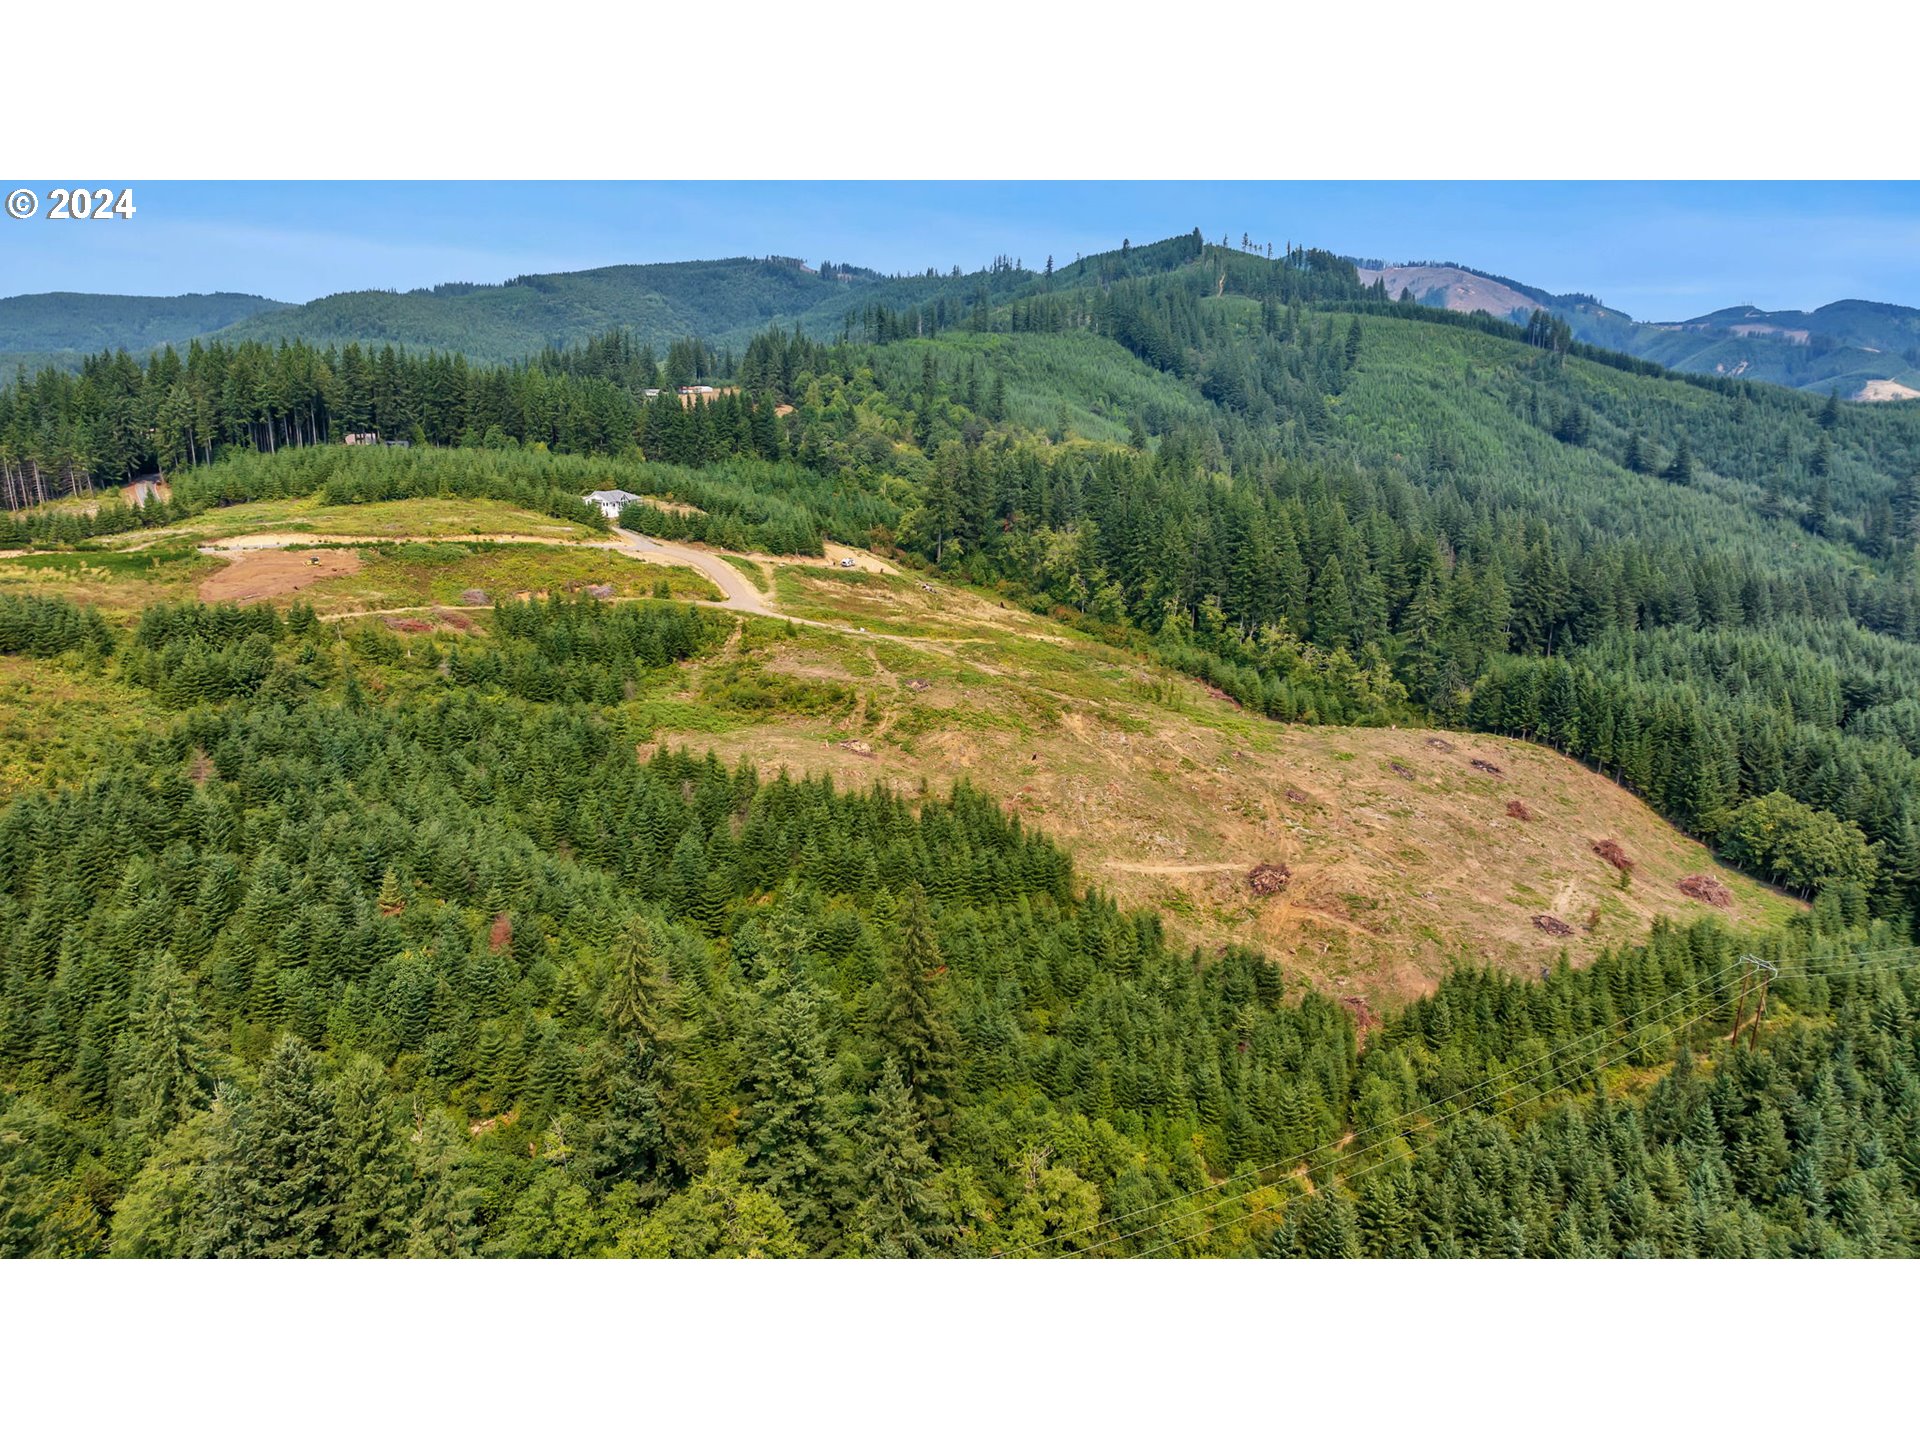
626,557,1802,1004
0,546,220,620
108,495,599,546
296,541,720,613
3,488,1804,1008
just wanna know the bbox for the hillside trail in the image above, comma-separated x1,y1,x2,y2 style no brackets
1104,862,1247,875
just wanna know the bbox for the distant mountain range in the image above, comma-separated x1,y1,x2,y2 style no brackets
0,291,289,375
7,247,1919,401
1352,262,1920,400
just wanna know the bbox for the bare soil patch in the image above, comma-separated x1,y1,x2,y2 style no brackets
1852,379,1920,403
199,547,362,603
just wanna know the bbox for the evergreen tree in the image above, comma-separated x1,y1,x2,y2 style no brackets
119,952,212,1139
876,890,959,1130
1663,437,1694,485
197,1037,339,1257
851,1060,951,1258
407,1106,484,1259
743,980,847,1247
330,1054,415,1258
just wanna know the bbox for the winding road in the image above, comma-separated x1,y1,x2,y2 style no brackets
605,527,776,615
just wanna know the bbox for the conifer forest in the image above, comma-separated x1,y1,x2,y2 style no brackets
4,229,1920,1259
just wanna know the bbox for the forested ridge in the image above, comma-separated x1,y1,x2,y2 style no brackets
5,234,1920,1256
2,590,1916,1256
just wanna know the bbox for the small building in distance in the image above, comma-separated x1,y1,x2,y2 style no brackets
583,489,642,520
344,431,381,446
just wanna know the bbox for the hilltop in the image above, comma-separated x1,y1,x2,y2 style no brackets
0,484,1793,1006
8,229,1920,399
0,256,1037,371
1352,263,1542,321
0,290,288,373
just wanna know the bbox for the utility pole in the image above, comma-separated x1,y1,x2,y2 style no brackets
1729,954,1776,1050
1747,958,1778,1055
1729,955,1756,1041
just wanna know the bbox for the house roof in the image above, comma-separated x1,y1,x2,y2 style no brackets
583,489,642,505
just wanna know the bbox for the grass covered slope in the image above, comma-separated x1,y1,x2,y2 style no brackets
0,487,1788,997
638,562,1794,1002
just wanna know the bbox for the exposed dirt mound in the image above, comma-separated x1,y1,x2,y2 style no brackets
585,583,616,599
1506,799,1535,821
384,616,433,633
1469,758,1505,776
1248,862,1292,896
1677,873,1733,907
460,588,490,604
199,547,361,603
1591,838,1635,873
1389,762,1416,780
488,911,513,953
1533,914,1575,937
1425,736,1455,752
1283,787,1311,804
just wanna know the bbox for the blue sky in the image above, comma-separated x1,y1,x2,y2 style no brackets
4,181,1918,320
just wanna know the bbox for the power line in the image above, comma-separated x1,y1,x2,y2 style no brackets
1077,966,1741,1258
997,941,1919,1258
1001,956,1750,1257
1121,948,1920,1259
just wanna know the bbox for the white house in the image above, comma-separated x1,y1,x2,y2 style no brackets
583,489,643,520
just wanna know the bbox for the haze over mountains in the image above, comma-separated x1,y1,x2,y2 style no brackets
6,241,1919,401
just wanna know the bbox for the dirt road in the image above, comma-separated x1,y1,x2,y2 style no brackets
607,527,775,615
